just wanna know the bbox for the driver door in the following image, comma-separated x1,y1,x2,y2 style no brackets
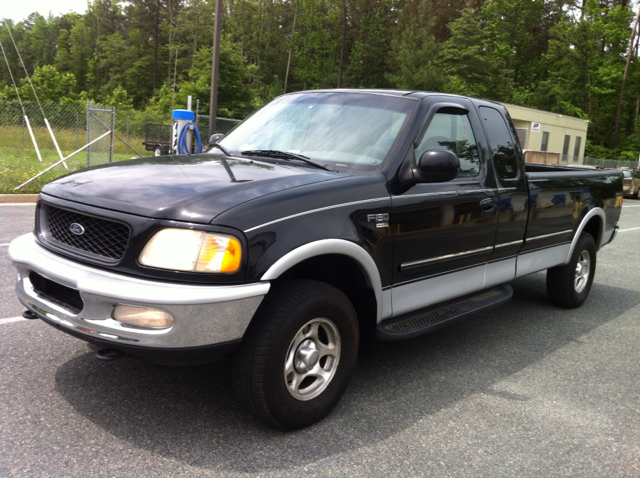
390,97,499,317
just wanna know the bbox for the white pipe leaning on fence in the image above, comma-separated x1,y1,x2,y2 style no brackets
24,115,43,163
15,130,112,191
44,118,69,170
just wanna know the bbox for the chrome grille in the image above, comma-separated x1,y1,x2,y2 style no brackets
45,206,130,261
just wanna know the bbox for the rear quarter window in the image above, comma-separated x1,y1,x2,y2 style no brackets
479,106,519,180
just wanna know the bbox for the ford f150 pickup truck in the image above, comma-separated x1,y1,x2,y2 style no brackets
10,89,623,430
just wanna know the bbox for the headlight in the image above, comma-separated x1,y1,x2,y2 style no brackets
139,228,242,273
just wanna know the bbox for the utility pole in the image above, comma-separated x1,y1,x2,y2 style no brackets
209,0,223,139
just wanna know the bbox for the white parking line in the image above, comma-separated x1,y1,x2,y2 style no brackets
1,244,9,247
622,204,640,207
0,317,26,325
619,227,640,232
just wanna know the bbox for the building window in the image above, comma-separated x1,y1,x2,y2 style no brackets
574,136,582,160
541,131,550,152
562,135,571,163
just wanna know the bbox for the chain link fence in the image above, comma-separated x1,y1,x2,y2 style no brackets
86,103,116,167
196,114,242,148
583,157,640,169
0,100,250,193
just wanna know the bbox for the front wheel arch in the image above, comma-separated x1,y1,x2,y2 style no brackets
253,253,379,357
260,239,383,322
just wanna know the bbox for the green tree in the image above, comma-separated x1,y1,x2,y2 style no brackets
346,0,399,88
18,65,80,103
28,14,60,67
439,7,514,101
386,0,443,91
149,39,254,114
105,85,134,110
535,0,634,149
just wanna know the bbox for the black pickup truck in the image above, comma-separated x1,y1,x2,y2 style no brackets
10,89,622,430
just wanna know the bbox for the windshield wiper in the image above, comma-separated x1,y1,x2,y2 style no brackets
241,150,336,172
210,143,232,156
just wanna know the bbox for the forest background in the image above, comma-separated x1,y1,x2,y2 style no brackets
2,0,640,161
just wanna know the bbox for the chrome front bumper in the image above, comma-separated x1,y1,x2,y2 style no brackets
9,234,269,348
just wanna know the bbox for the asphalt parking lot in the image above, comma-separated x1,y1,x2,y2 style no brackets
1,201,639,477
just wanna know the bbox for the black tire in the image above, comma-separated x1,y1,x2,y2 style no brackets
233,280,359,430
546,233,596,308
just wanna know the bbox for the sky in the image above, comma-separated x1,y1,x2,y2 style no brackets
2,0,89,23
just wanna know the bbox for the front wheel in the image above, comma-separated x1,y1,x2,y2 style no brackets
546,233,596,308
233,280,359,430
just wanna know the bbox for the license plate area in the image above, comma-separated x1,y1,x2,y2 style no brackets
29,271,84,315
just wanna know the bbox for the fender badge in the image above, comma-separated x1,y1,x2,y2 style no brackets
69,223,85,236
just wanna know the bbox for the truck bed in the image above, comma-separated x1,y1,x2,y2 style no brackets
523,162,622,253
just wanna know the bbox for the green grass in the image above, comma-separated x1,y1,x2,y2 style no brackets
0,125,153,194
0,146,140,194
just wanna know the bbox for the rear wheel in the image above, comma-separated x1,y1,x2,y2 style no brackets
547,233,596,308
233,280,359,430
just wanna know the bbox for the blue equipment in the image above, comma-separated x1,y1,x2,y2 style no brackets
172,109,203,155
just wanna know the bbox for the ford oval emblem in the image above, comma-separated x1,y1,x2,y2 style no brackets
69,223,85,236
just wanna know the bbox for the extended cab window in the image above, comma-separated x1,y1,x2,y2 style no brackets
415,109,480,177
479,106,519,179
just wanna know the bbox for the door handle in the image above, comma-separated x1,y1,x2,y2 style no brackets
479,198,496,212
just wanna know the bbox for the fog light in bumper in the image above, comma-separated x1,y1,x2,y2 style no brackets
112,305,174,329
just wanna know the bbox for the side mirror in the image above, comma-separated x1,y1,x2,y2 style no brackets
209,133,225,144
415,149,460,183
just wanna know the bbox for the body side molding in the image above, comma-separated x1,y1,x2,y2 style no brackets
260,239,384,321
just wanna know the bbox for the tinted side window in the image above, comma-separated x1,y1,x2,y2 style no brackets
415,110,480,177
479,106,518,179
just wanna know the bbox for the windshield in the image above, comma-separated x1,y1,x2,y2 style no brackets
217,92,416,170
622,170,632,178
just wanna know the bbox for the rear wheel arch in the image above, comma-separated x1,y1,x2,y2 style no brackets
566,208,604,264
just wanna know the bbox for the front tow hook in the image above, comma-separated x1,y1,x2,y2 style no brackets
22,310,39,320
95,347,127,361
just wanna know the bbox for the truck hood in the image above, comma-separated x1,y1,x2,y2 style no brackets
41,154,345,223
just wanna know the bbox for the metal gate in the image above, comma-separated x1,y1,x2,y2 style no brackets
86,100,116,167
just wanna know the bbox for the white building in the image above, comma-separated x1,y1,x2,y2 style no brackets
500,103,590,165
